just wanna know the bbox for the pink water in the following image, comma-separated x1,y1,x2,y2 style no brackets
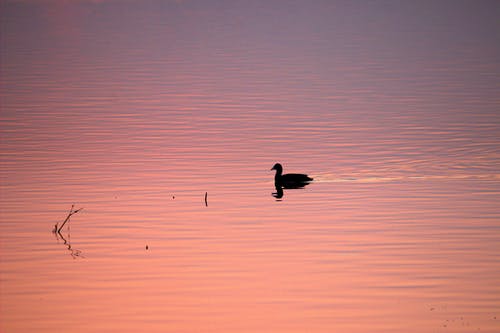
1,1,499,332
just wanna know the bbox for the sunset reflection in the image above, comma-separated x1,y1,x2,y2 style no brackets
1,1,499,332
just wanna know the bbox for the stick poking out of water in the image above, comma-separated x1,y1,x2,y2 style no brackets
54,205,83,233
205,192,208,207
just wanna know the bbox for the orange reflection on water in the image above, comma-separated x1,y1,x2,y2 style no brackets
2,1,500,332
1,177,500,332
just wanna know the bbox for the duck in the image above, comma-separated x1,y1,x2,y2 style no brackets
271,163,313,189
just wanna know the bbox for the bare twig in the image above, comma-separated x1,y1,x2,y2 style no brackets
56,205,83,233
54,205,73,232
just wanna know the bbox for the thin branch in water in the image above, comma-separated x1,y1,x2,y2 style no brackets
54,204,73,233
205,192,208,207
56,205,83,233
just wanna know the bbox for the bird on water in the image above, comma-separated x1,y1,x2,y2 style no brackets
271,163,313,189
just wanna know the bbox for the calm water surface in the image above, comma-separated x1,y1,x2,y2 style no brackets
1,1,500,332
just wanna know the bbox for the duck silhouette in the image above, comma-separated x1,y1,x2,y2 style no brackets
271,163,313,189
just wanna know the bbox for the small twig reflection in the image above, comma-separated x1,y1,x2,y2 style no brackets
54,228,85,259
53,205,85,259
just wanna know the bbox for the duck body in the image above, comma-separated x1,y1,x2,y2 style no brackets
271,163,313,189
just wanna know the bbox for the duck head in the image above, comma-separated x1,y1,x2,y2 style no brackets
271,163,283,175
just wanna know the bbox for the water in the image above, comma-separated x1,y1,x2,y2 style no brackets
1,1,499,332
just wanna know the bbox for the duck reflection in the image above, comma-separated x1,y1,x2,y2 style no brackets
271,163,313,199
272,184,284,199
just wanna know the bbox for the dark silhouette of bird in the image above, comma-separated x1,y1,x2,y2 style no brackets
271,163,313,189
